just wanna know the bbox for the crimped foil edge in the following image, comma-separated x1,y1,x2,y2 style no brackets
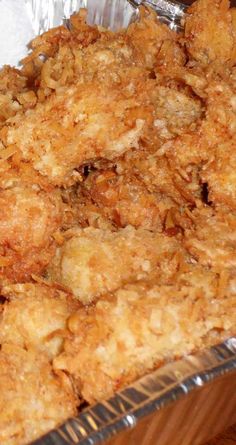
31,337,236,445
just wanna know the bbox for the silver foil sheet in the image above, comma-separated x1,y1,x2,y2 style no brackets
25,0,186,35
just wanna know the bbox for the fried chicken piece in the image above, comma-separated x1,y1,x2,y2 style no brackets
79,169,170,231
0,66,37,128
3,78,152,186
202,140,236,208
21,9,101,89
24,6,180,95
0,178,62,282
0,283,79,359
185,0,236,67
1,7,203,187
162,74,236,208
116,146,202,207
199,80,236,208
127,6,178,69
54,270,236,403
48,226,183,304
0,344,78,445
184,206,236,271
151,85,203,137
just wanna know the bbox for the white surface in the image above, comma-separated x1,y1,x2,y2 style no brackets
0,0,35,67
0,0,136,68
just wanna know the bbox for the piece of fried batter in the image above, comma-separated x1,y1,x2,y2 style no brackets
54,268,236,403
0,344,78,445
0,283,79,358
48,225,184,304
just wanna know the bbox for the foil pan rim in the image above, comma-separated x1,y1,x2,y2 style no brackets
31,336,236,445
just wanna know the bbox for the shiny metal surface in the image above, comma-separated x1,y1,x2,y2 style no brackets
31,338,236,445
25,0,186,34
128,0,186,30
25,0,137,34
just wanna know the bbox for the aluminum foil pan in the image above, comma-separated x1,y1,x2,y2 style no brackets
31,338,236,445
2,1,236,444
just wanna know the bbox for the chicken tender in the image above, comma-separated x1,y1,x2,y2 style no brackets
0,283,79,358
202,142,236,209
0,66,36,128
127,6,179,69
48,226,183,304
3,80,150,186
0,181,62,282
54,270,236,403
185,0,236,66
1,6,202,188
0,344,78,445
79,169,170,231
184,206,236,271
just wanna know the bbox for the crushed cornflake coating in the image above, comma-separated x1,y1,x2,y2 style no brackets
48,225,184,304
0,344,78,445
54,268,236,403
0,0,235,442
0,283,79,358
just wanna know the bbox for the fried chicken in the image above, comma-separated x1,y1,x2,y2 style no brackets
0,161,63,282
0,0,235,442
184,206,236,272
185,0,236,67
0,344,78,445
54,268,236,403
78,169,171,231
0,6,202,188
48,226,184,304
0,283,79,358
0,66,36,128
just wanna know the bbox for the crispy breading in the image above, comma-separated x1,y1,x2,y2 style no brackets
0,66,36,128
0,344,78,445
0,283,79,358
1,7,202,187
48,226,184,304
54,269,236,403
0,176,62,282
127,6,178,68
3,79,151,186
184,206,236,271
79,169,169,231
185,0,236,66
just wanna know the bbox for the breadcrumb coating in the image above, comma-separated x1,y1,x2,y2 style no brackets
184,206,236,271
0,181,62,281
54,268,236,403
0,283,79,358
49,226,184,304
0,344,78,445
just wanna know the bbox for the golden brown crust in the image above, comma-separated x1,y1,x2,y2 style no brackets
0,344,78,445
48,226,184,304
54,270,236,403
0,283,79,358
